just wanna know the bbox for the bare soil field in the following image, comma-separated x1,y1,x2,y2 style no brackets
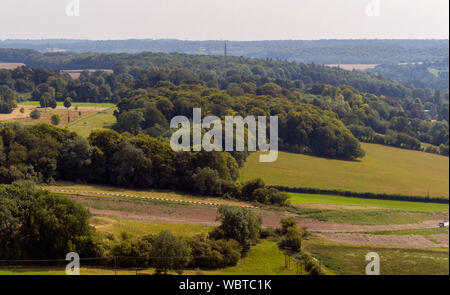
324,64,379,71
317,233,449,248
0,105,108,125
69,195,447,233
0,62,25,69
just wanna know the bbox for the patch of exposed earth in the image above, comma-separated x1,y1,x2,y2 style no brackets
71,195,447,233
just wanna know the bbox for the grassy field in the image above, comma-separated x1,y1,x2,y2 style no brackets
44,182,253,207
243,143,449,198
305,241,449,275
92,216,212,239
217,240,298,275
66,107,117,137
289,193,449,212
0,240,296,276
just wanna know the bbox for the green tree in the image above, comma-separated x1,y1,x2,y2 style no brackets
0,183,99,260
111,140,153,187
116,110,144,135
215,206,261,254
59,137,93,181
50,114,60,126
150,231,190,274
64,97,72,122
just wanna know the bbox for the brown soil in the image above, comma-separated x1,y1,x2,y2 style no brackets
429,234,449,246
70,195,446,233
317,233,449,248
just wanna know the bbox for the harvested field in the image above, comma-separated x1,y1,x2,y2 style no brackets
0,62,25,69
324,64,379,71
69,195,447,233
0,105,108,125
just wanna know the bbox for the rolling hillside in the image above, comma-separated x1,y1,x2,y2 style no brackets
242,143,449,198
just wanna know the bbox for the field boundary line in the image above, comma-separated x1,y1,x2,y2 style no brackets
48,188,258,209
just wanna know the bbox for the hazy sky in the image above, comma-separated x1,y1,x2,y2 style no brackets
0,0,448,40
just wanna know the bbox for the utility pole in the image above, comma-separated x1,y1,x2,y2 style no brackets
223,41,228,77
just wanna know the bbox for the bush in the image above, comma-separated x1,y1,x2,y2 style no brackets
241,178,265,201
111,235,153,267
260,227,277,239
186,234,240,268
51,114,61,126
280,217,297,235
295,251,323,275
30,109,41,119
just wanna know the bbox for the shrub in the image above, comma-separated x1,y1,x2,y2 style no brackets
186,234,240,268
295,251,323,275
241,178,265,201
280,217,297,235
111,235,153,267
260,227,277,239
30,109,41,119
50,114,61,126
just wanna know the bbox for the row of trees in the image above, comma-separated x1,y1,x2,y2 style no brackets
0,122,289,205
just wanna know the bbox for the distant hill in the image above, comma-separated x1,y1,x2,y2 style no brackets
0,39,448,64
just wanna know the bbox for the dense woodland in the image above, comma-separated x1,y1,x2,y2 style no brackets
1,59,448,156
0,48,438,99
